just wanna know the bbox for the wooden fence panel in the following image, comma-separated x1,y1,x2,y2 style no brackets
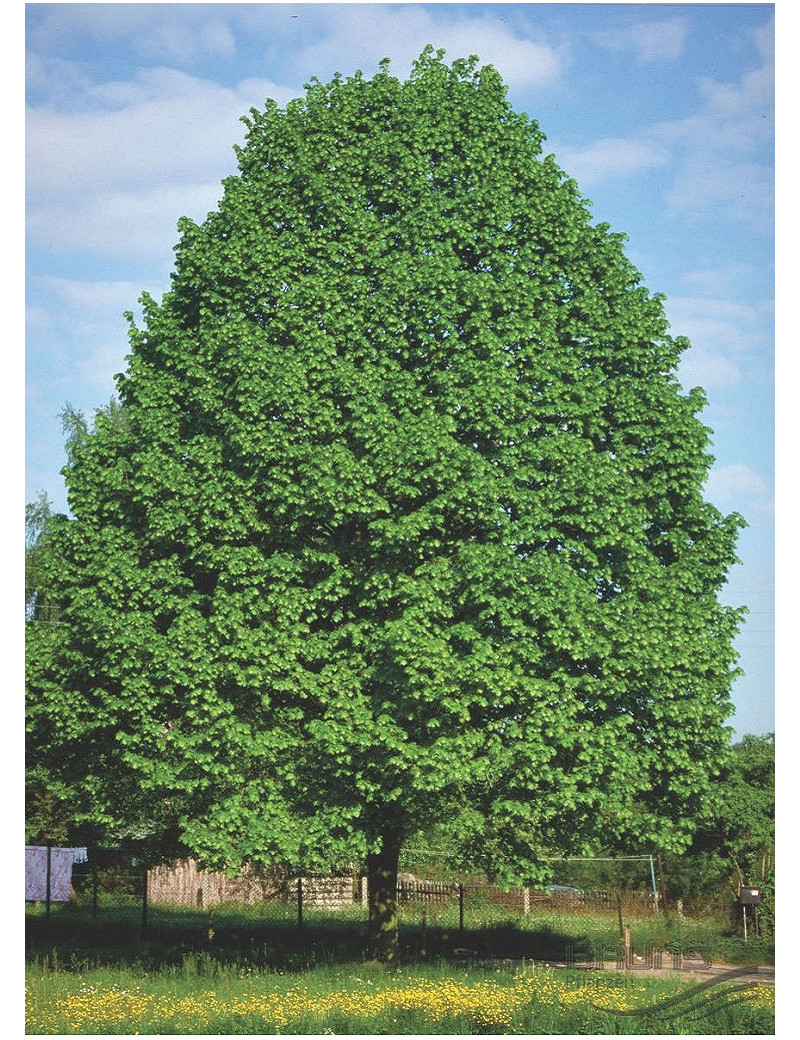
397,880,459,904
147,859,285,907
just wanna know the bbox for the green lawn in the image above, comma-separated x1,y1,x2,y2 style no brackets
24,957,775,1034
25,901,775,1034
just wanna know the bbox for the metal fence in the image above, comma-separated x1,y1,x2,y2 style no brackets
25,845,660,943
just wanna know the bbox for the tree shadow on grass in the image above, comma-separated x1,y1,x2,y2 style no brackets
403,918,592,964
26,905,594,973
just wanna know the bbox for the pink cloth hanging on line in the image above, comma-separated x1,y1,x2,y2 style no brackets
25,846,75,901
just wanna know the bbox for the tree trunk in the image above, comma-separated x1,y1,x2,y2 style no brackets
365,829,402,963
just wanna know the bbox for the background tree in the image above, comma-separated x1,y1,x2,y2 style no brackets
26,491,56,624
26,490,68,842
26,49,745,961
661,732,775,929
26,401,180,855
718,734,775,896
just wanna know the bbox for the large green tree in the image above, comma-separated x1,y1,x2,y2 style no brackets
27,49,745,960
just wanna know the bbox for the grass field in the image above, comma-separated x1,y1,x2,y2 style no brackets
25,900,775,1034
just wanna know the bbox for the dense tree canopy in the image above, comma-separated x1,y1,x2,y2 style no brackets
26,49,745,959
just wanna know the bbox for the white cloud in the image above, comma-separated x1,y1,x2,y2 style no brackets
666,294,773,393
429,18,562,88
552,16,773,226
680,262,764,298
25,52,96,104
666,296,762,356
678,350,742,393
24,6,564,267
549,136,667,185
28,182,226,268
24,303,52,336
664,156,773,230
649,22,773,228
27,278,142,397
27,3,241,66
26,69,298,203
657,16,773,154
37,277,146,312
705,464,772,514
145,11,237,64
594,18,688,64
26,2,563,89
293,6,563,89
26,69,301,264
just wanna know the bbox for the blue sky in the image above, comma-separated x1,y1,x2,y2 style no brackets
24,2,775,739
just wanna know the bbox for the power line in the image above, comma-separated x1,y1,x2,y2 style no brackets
404,851,656,863
540,856,653,863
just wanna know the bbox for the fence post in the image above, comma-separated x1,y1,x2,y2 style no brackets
297,876,304,930
458,883,464,933
91,848,98,918
141,860,149,937
45,844,52,921
656,853,667,914
649,854,659,914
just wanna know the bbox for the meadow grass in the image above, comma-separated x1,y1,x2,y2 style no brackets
25,900,775,1033
24,956,775,1034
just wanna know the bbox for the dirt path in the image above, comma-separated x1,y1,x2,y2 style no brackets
563,959,775,985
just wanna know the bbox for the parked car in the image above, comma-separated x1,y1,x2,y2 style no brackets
546,884,585,900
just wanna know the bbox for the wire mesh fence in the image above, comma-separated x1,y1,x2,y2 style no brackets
26,846,774,975
25,844,663,946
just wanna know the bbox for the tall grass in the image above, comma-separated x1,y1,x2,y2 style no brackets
25,956,775,1034
25,899,774,1034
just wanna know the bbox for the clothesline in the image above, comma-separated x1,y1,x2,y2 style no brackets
24,845,88,902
